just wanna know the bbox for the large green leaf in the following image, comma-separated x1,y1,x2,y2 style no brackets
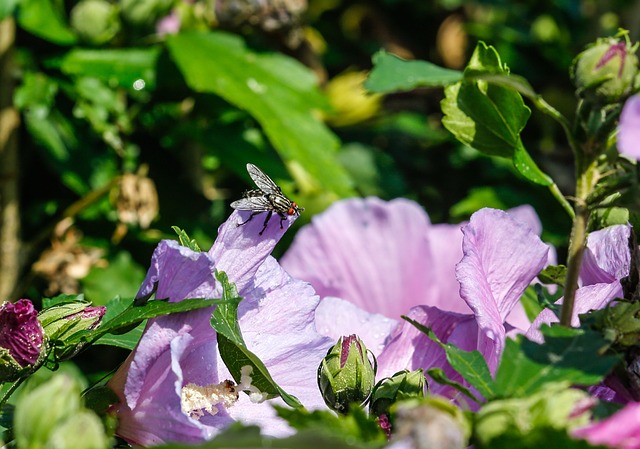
60,48,161,90
211,271,302,408
17,0,77,45
166,31,354,197
441,42,552,186
493,327,619,397
365,50,463,93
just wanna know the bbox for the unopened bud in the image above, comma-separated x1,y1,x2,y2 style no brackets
571,36,639,104
0,299,46,382
14,374,108,449
317,335,376,413
70,0,121,45
39,300,106,360
370,369,427,418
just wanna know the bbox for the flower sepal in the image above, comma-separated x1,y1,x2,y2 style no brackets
38,299,106,361
369,369,427,418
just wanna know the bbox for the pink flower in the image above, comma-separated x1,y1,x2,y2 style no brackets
108,210,332,446
281,197,549,399
573,402,640,448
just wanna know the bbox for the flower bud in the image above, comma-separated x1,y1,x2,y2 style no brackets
571,36,639,104
369,369,427,418
391,398,468,449
0,299,46,382
317,335,376,413
14,374,109,449
39,300,106,360
70,0,121,46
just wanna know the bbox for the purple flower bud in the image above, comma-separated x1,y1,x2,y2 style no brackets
0,299,45,373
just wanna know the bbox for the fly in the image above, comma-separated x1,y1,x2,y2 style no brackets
230,163,304,235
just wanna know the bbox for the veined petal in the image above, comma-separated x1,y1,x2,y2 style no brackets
456,208,548,369
209,210,296,295
135,240,217,302
314,296,399,357
280,197,437,319
581,224,631,286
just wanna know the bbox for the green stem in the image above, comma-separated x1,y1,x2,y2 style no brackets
559,156,596,326
0,376,26,409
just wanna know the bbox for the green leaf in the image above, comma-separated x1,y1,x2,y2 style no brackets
426,368,480,402
172,226,201,252
538,265,567,286
364,50,463,93
166,31,355,197
64,297,221,348
441,42,553,186
493,327,620,397
211,271,302,408
275,405,385,444
513,141,552,186
17,0,77,45
0,0,19,19
60,48,161,90
403,316,495,401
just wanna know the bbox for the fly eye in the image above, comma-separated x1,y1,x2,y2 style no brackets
288,207,295,215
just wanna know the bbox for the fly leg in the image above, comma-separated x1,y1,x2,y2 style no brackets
259,210,273,235
237,211,259,227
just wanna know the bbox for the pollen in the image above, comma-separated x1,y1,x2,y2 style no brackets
180,380,239,420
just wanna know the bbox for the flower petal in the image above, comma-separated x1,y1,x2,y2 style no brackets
618,95,640,160
210,210,296,294
314,296,399,356
280,197,439,319
581,224,631,286
573,401,640,448
456,208,548,369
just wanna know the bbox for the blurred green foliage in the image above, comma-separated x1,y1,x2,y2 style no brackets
3,0,636,378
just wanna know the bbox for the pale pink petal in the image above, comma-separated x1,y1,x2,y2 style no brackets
618,95,640,160
280,197,437,319
457,208,549,370
314,296,399,356
573,401,640,448
581,224,631,286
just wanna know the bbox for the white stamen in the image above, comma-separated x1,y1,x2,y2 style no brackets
181,380,239,420
237,365,268,404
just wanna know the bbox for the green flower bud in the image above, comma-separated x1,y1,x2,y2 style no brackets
369,369,427,418
14,374,82,449
48,410,110,449
70,0,121,45
39,301,106,360
120,0,174,26
571,35,639,104
317,335,376,413
391,398,469,449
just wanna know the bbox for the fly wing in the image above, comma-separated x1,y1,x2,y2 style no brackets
246,163,282,195
230,195,272,211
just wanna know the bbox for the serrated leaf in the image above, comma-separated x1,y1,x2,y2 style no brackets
493,327,620,397
403,316,495,401
166,31,355,197
64,297,221,348
17,0,77,45
365,50,463,93
426,368,480,402
172,226,201,252
60,48,161,90
211,271,302,408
